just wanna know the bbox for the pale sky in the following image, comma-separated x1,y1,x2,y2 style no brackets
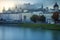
0,0,60,12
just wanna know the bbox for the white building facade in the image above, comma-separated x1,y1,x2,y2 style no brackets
0,2,60,23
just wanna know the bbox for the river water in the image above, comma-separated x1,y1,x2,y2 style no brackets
0,25,60,40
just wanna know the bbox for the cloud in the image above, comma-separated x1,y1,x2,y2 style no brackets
0,0,60,12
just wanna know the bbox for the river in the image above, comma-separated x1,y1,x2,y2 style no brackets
0,25,60,40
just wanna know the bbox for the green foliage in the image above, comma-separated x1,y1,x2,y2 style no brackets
30,15,39,23
30,15,46,23
19,23,60,30
38,15,46,22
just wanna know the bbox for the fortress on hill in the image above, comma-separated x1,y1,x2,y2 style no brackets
0,2,60,23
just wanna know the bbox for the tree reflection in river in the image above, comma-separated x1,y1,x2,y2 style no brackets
53,30,60,40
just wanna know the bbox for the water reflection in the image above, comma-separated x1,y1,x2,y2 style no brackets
0,25,60,40
52,31,60,40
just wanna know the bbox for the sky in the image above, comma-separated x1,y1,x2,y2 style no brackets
0,0,60,12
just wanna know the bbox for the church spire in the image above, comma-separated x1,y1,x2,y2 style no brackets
41,4,43,9
54,2,59,8
54,2,59,12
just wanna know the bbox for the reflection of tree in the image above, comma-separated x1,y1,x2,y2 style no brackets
52,31,60,40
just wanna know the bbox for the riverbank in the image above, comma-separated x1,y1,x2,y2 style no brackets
0,23,60,30
18,23,60,30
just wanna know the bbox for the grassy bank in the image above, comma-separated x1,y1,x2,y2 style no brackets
18,23,60,30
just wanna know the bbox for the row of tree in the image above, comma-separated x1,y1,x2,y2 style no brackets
30,12,60,23
30,15,46,23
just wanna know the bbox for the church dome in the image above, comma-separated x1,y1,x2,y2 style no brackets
54,2,59,8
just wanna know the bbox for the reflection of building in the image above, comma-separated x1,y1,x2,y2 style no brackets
0,2,60,23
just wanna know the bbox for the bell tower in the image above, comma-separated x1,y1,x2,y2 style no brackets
53,2,59,11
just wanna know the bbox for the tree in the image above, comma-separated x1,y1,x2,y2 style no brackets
52,12,59,23
38,15,46,22
30,15,39,23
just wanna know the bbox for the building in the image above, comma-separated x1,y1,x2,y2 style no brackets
0,2,60,23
